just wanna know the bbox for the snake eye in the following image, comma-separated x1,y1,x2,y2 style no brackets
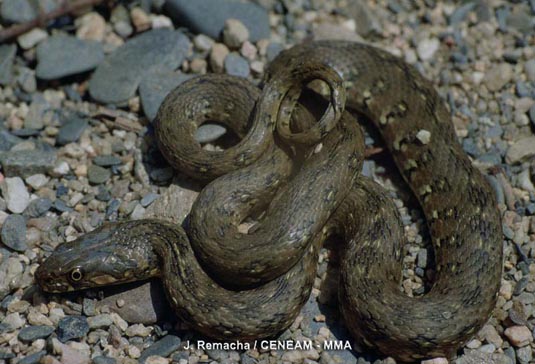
70,268,83,282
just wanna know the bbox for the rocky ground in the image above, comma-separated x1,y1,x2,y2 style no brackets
0,0,534,363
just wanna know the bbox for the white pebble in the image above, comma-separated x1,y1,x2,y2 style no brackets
1,177,30,213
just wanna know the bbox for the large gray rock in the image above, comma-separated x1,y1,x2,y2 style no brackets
164,0,270,42
89,29,191,105
139,70,193,121
0,45,16,85
0,0,58,24
36,35,104,80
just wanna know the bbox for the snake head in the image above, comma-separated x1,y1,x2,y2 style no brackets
35,221,161,293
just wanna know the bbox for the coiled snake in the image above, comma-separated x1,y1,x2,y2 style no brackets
36,41,502,362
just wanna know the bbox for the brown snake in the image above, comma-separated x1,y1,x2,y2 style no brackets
35,40,503,362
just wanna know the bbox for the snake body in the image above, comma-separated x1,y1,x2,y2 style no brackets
35,41,502,362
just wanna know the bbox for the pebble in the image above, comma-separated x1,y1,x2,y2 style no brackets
19,351,47,364
56,116,89,145
484,63,513,92
17,28,48,50
266,42,284,61
0,0,57,23
140,193,159,207
1,214,27,252
88,165,111,185
506,137,535,164
89,29,191,105
164,0,269,42
193,34,214,52
18,325,55,342
417,38,440,61
92,356,117,364
0,44,16,85
525,59,535,83
87,314,113,329
93,155,122,167
35,35,105,80
210,43,230,73
223,19,250,48
125,323,153,337
57,316,90,342
224,53,250,77
517,346,532,364
23,198,52,218
449,2,476,25
1,177,30,214
504,325,533,347
0,150,57,178
75,12,106,42
138,335,181,364
139,70,193,121
195,124,227,143
421,358,448,364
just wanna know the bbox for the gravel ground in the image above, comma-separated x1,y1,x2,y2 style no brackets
0,0,534,363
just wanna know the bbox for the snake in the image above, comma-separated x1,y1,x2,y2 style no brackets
35,40,503,362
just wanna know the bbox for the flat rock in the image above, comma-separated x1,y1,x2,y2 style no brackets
145,178,200,224
0,149,57,178
164,0,270,42
56,115,89,145
139,335,181,364
139,70,193,121
0,44,16,85
484,63,513,92
95,280,170,324
0,0,58,23
506,136,535,164
89,29,191,105
36,35,104,80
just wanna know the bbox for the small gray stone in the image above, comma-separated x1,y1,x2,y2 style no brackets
24,98,49,130
139,335,181,364
57,315,89,342
484,63,513,92
449,2,476,25
1,214,27,252
140,193,159,207
525,59,535,83
506,137,535,164
517,346,532,364
93,155,122,167
0,149,57,178
1,177,30,214
266,42,284,61
17,351,47,364
92,356,117,364
164,0,269,42
195,124,227,143
0,44,16,85
345,1,382,36
88,165,111,185
56,116,89,145
89,29,191,105
36,35,104,80
0,130,22,152
87,314,113,329
23,198,52,218
224,53,250,77
139,70,193,121
18,325,54,342
0,0,57,23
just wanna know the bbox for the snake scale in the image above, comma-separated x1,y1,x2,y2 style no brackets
35,40,503,362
